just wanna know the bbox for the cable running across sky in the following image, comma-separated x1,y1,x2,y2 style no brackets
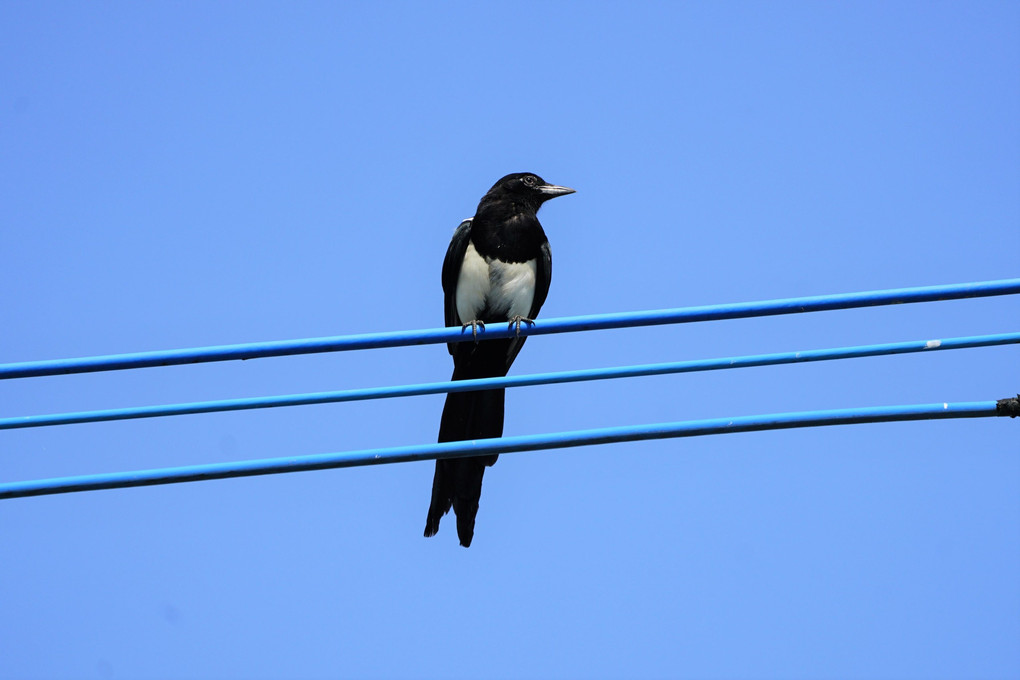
2,279,1016,512
1,278,1018,380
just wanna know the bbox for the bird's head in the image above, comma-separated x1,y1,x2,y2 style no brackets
483,173,576,212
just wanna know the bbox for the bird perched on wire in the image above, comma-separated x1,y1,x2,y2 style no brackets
424,173,575,547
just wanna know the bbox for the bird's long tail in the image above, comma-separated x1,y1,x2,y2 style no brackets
424,348,508,547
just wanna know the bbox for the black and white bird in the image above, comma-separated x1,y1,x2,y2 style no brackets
424,173,575,547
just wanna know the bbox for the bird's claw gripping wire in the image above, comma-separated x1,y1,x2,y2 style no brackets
461,320,485,341
508,315,535,338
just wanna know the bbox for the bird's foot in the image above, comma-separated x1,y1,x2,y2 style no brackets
461,320,485,341
508,315,535,338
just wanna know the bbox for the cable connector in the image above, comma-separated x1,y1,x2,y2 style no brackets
996,394,1020,418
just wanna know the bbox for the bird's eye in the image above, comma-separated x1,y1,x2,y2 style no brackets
523,175,537,186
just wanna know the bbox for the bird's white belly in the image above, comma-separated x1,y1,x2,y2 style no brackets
456,242,536,322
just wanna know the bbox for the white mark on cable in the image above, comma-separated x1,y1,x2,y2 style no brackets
926,340,942,349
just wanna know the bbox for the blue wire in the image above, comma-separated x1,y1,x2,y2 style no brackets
2,278,1018,379
2,332,1017,430
0,401,999,500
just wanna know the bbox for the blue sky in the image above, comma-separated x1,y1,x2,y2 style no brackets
2,2,1018,678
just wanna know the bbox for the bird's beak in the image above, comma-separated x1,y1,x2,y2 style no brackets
538,184,576,198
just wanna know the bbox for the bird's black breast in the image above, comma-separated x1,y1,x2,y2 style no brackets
471,207,548,263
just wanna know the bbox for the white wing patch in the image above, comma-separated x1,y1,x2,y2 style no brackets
456,242,491,323
456,242,537,323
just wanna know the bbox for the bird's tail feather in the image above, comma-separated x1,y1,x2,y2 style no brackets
424,358,505,546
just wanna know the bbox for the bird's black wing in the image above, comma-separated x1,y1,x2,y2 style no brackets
506,239,552,368
442,219,473,354
530,239,553,319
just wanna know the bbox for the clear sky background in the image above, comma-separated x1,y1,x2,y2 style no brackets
2,2,1018,679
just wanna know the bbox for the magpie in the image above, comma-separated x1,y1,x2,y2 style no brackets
424,173,575,547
